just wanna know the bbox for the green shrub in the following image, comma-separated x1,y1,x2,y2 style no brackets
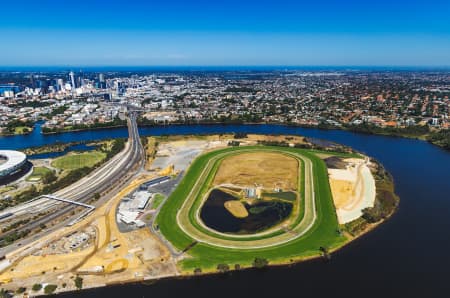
74,276,83,289
252,257,269,268
32,284,42,291
217,264,230,273
44,284,57,294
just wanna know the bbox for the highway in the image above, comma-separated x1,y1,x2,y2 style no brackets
0,111,145,256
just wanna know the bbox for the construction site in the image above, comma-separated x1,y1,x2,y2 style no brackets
0,134,235,295
326,157,376,224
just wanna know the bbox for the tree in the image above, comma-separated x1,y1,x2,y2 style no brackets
32,284,42,291
319,246,331,260
74,276,83,289
216,264,230,273
42,170,57,184
252,258,269,269
233,132,248,139
44,284,57,294
0,289,10,298
94,192,101,201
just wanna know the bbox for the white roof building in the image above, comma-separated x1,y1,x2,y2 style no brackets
0,150,27,177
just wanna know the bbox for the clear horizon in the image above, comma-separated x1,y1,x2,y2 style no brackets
2,65,450,70
1,0,450,67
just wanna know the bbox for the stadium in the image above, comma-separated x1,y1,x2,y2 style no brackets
0,150,31,184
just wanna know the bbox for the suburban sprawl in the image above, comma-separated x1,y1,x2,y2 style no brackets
0,69,449,149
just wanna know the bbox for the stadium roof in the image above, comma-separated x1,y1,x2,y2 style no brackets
0,150,27,172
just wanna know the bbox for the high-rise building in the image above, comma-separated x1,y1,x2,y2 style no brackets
77,70,83,87
69,71,76,89
30,75,36,89
98,73,105,83
57,79,64,91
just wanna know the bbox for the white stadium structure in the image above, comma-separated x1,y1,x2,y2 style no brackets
0,150,28,178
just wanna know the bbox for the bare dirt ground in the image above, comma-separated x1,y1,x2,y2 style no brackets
213,152,298,191
152,139,228,173
244,134,307,144
224,201,248,218
0,175,178,295
144,137,156,170
328,158,376,224
329,180,355,209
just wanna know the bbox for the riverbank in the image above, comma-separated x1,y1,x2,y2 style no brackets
33,120,450,152
342,159,399,237
0,127,33,137
0,121,448,154
22,141,84,156
41,124,128,135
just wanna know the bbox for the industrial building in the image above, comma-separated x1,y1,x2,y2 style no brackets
141,176,170,189
117,190,154,228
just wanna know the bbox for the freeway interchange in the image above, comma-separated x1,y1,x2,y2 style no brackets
0,112,144,256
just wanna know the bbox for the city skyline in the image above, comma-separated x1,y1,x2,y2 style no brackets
1,0,450,66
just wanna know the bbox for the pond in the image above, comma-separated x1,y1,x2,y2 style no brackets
200,188,292,234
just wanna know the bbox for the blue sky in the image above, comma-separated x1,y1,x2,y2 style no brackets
1,0,450,66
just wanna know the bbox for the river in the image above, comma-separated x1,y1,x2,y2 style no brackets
1,124,450,298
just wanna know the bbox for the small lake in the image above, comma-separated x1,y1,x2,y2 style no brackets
200,189,292,234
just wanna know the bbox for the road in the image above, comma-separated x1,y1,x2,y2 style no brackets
0,112,145,256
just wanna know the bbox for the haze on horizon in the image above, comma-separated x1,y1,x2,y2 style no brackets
1,0,450,67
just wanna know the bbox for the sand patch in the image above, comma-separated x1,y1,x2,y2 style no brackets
224,201,248,218
329,180,355,209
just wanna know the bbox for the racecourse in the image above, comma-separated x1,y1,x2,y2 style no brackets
156,146,348,270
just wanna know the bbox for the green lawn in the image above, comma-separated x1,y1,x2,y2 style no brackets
26,167,53,182
51,151,106,171
151,193,166,209
264,191,297,202
14,126,32,135
156,146,347,272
